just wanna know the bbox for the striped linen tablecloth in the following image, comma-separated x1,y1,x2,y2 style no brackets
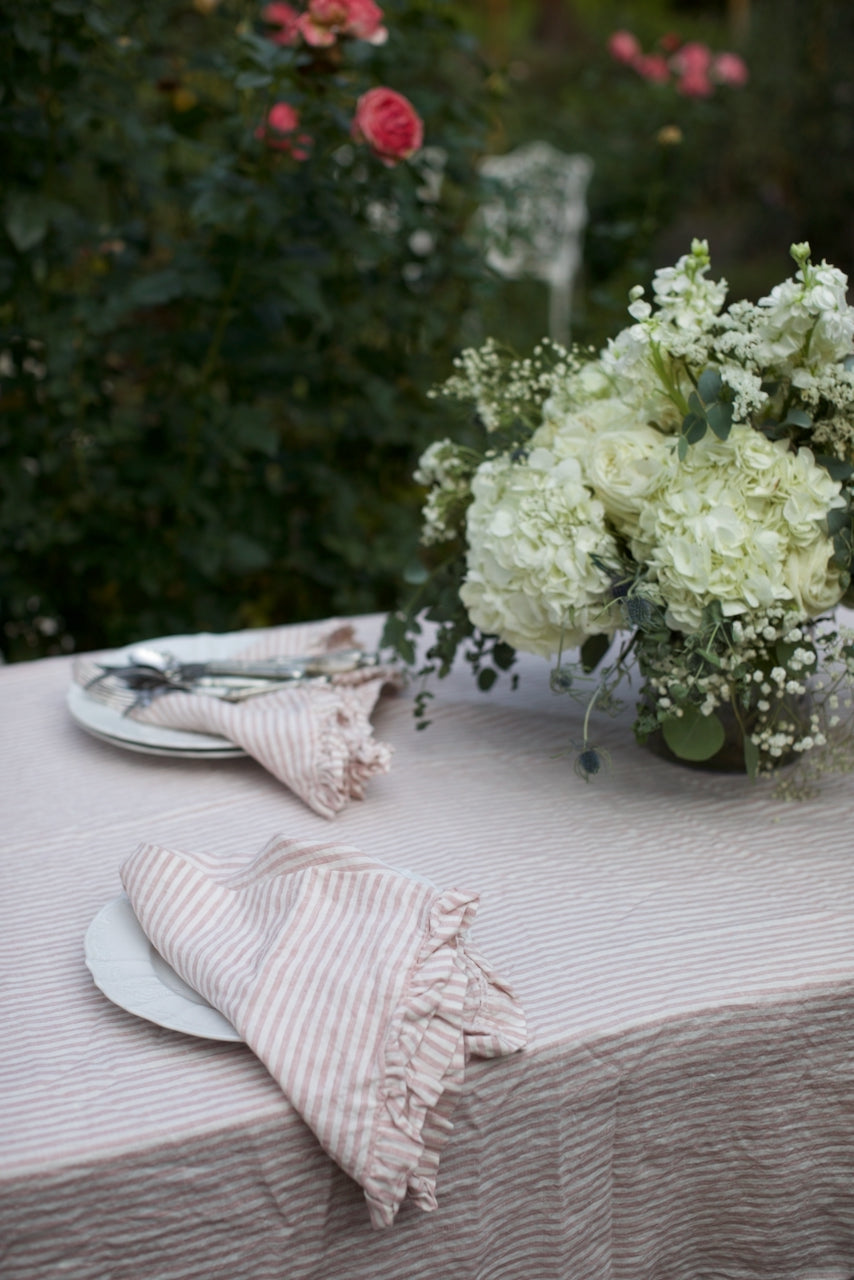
2,612,854,1280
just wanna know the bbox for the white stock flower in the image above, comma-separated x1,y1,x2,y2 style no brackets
634,425,845,632
460,448,620,656
649,238,728,331
753,254,854,377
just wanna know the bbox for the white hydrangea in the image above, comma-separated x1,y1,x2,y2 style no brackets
634,425,846,632
460,448,620,656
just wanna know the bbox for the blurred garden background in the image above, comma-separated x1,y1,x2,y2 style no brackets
3,0,854,660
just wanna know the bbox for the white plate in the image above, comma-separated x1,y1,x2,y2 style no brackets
67,631,249,758
85,894,241,1042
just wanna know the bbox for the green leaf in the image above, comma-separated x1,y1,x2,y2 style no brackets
492,641,516,671
223,533,271,573
403,561,429,585
661,707,726,761
580,632,611,672
696,368,723,402
477,667,497,691
126,269,186,308
775,639,798,666
4,192,51,251
826,507,850,537
680,412,707,445
234,70,273,90
783,407,812,429
816,453,854,481
705,400,733,440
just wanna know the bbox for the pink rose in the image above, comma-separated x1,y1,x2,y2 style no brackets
256,102,312,159
262,2,300,46
712,51,749,87
676,69,713,97
658,31,682,54
298,0,347,46
634,53,670,84
298,0,386,47
351,87,423,166
608,29,641,65
670,40,712,75
343,0,387,45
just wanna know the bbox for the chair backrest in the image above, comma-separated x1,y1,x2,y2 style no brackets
477,142,594,343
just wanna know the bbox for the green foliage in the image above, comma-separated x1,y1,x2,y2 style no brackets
660,704,726,762
0,0,496,659
677,367,734,459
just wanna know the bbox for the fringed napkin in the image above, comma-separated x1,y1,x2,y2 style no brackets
73,622,399,818
120,834,527,1228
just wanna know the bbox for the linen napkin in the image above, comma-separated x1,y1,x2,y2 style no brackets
120,834,527,1228
73,621,399,819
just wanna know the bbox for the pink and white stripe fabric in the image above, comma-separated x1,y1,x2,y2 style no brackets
74,622,398,818
6,611,854,1278
119,834,527,1229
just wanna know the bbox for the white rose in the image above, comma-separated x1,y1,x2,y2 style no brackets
585,423,668,538
536,395,637,451
784,541,845,616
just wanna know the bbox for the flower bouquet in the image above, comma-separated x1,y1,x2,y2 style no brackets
385,241,854,791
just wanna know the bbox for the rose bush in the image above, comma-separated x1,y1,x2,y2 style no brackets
0,0,496,659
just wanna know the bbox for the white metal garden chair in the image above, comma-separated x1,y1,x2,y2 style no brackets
478,141,593,345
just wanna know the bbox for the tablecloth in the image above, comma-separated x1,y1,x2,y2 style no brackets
2,614,854,1280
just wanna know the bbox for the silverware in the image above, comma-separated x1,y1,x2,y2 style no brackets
125,645,379,682
86,646,383,709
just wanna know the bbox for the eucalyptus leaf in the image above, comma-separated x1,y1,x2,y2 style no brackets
696,368,723,402
680,413,707,447
816,453,854,481
705,400,733,440
661,706,726,761
782,407,812,429
826,507,850,537
403,561,429,585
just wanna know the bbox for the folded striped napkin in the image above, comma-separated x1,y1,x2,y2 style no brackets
74,622,399,819
120,834,527,1228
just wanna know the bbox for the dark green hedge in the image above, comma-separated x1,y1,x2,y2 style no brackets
0,0,496,659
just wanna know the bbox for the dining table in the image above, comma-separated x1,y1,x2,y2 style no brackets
2,610,854,1280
